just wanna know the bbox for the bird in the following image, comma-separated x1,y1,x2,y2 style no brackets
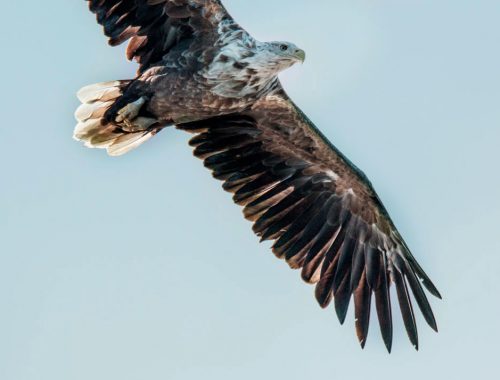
74,0,441,352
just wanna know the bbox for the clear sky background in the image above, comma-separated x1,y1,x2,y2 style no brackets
1,1,499,379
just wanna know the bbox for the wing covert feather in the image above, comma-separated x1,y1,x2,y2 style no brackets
85,0,235,72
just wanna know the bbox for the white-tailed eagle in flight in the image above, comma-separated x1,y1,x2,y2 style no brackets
74,0,441,352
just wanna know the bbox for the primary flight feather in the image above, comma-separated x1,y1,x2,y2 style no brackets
75,0,441,352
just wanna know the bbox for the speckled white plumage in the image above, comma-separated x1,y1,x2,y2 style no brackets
204,21,302,98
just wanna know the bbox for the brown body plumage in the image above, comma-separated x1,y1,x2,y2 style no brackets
74,0,441,352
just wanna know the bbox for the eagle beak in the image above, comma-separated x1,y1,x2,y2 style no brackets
294,49,306,63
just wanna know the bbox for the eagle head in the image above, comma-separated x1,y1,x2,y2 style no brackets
257,41,306,74
205,39,306,98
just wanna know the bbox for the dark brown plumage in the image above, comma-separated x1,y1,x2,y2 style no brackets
88,0,229,73
75,0,441,351
178,90,441,352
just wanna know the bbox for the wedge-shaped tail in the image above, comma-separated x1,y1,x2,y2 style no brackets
74,81,159,156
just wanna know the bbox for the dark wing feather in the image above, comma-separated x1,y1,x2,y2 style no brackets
178,89,441,351
86,0,234,72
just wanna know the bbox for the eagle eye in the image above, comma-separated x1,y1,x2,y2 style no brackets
280,44,288,51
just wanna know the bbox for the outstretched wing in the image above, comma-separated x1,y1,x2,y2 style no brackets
178,89,441,352
85,0,235,72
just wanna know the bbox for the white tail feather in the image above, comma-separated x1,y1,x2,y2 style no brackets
74,80,158,156
77,81,122,103
75,101,114,122
108,132,156,156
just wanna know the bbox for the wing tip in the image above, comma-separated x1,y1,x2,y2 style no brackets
429,285,443,300
335,307,348,325
382,334,393,353
421,277,442,299
359,338,367,350
430,321,439,333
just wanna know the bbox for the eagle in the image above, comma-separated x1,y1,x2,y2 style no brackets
74,0,441,352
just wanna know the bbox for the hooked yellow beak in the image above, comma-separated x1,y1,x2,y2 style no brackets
294,49,306,63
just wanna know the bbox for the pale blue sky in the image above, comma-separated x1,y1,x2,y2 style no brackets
1,1,499,379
